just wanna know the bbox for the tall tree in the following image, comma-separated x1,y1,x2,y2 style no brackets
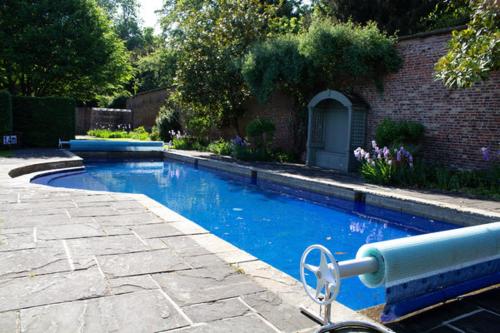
312,0,440,35
97,0,146,51
160,0,296,136
0,0,132,101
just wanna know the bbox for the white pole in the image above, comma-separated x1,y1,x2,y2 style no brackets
329,257,379,279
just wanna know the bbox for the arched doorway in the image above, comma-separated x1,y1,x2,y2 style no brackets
306,90,368,172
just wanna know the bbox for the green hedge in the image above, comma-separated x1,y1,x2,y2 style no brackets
13,96,75,147
0,90,12,134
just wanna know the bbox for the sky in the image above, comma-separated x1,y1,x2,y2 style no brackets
138,0,164,33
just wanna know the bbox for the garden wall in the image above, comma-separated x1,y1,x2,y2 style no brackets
354,30,499,170
126,88,168,130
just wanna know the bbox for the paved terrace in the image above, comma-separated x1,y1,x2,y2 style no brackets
1,150,375,333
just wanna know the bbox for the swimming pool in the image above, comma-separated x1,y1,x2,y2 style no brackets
32,159,456,309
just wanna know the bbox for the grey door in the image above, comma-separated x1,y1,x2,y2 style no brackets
315,102,349,171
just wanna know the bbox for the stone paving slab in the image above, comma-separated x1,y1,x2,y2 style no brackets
183,298,251,324
241,291,317,332
97,248,190,278
20,290,190,333
0,245,69,279
166,314,277,333
153,266,266,306
0,267,107,312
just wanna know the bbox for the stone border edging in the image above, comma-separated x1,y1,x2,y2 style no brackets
164,150,500,227
8,154,83,178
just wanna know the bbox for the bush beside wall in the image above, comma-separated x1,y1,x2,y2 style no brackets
13,96,75,147
0,90,12,134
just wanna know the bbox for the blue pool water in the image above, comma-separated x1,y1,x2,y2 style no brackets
33,160,456,309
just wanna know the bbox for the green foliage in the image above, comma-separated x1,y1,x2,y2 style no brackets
136,49,178,92
299,20,402,89
0,90,12,134
393,162,500,199
421,0,471,30
87,126,150,141
162,0,297,135
97,0,148,52
435,0,500,88
242,36,309,103
0,0,132,102
154,103,181,141
375,119,425,147
246,118,276,150
12,96,75,147
207,139,232,156
312,0,440,35
273,149,299,163
107,92,131,109
171,137,206,151
360,159,395,185
243,20,402,102
230,118,276,161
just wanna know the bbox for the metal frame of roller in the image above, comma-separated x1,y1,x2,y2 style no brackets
300,222,500,332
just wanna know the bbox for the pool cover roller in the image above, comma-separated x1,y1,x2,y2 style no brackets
355,222,500,321
69,139,164,151
356,222,500,288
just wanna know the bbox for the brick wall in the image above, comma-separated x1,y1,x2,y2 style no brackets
238,91,298,150
354,32,499,169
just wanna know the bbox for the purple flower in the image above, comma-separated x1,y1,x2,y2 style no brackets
231,136,247,147
383,147,390,160
481,147,490,161
354,147,365,160
371,140,377,149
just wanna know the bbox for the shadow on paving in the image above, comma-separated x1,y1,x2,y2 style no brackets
387,287,500,333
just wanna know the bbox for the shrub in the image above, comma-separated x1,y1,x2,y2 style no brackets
172,137,206,151
155,103,181,141
243,20,402,105
246,118,275,150
0,90,12,134
273,149,299,163
13,96,75,147
87,127,150,141
375,119,425,147
207,139,232,156
299,20,402,89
